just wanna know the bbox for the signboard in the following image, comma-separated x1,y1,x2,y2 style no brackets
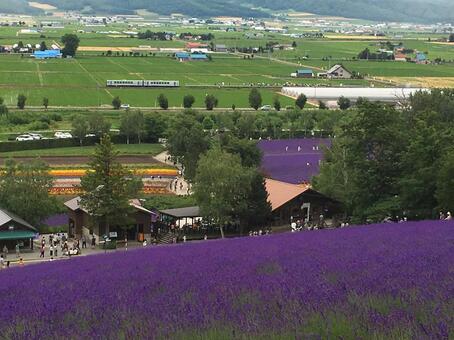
109,232,118,238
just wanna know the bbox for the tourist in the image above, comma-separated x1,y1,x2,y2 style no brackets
0,254,4,269
143,239,147,247
439,211,446,220
91,235,96,249
15,243,20,258
40,246,45,258
285,146,288,152
204,234,208,240
446,212,452,220
19,258,24,266
54,245,58,257
81,235,87,249
49,245,54,259
2,245,8,260
183,235,187,243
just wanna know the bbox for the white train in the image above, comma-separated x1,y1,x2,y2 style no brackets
106,80,180,87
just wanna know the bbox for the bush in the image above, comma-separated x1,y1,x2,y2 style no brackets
7,112,31,125
29,121,50,130
157,94,169,110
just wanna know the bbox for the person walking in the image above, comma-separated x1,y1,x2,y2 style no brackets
91,235,96,249
2,245,8,260
0,254,4,269
49,245,54,259
15,243,20,258
81,235,87,249
19,258,24,266
40,246,45,258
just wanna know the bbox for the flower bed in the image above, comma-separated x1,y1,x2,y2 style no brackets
0,220,452,338
49,168,179,178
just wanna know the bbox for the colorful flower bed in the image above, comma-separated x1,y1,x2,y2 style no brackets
0,220,452,338
48,168,178,178
49,186,171,195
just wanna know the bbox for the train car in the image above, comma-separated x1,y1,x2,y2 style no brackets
106,80,144,87
143,80,180,87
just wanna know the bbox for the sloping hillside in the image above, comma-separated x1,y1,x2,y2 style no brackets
1,0,453,23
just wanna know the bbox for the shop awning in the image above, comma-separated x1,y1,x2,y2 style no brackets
0,230,37,240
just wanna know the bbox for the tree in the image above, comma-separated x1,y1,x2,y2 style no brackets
88,113,111,137
143,113,167,143
80,135,142,239
42,97,49,109
319,101,327,109
61,34,80,57
205,94,218,110
273,96,281,111
292,41,297,48
183,95,195,109
202,116,214,130
222,136,262,168
0,159,57,225
157,94,168,110
338,96,351,110
295,94,307,110
112,96,121,110
17,94,26,109
120,111,145,144
448,34,454,43
40,41,47,51
249,88,262,110
0,97,7,116
236,113,256,139
71,114,89,146
436,150,454,212
193,147,252,238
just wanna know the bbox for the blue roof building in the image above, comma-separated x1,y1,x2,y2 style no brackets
175,52,208,61
33,49,62,59
415,52,428,63
190,54,208,60
296,69,314,78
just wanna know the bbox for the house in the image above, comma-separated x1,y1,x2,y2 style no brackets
176,52,190,61
64,197,157,242
394,53,407,62
185,42,209,50
189,53,208,61
415,52,428,64
294,69,314,78
175,52,208,61
0,208,38,251
323,64,352,79
214,44,228,52
33,49,62,59
265,178,340,226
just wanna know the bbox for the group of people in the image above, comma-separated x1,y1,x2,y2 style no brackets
249,229,272,236
439,211,452,220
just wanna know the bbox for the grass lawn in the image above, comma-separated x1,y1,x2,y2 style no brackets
0,143,164,157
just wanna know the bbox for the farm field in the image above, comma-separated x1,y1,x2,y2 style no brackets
0,54,371,107
0,143,164,157
0,220,452,338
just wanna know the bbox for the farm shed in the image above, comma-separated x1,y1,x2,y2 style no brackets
65,197,157,242
33,49,62,59
0,208,38,251
295,69,314,78
265,179,340,226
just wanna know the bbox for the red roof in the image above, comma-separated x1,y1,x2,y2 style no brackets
186,42,208,48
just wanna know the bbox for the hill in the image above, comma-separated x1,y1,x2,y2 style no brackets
1,0,454,23
0,220,452,338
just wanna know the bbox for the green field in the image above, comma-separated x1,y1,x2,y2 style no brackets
0,143,164,157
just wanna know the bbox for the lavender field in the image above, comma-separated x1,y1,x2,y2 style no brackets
1,221,453,339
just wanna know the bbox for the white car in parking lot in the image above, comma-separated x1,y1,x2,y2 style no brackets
54,131,73,139
16,134,35,141
28,133,43,140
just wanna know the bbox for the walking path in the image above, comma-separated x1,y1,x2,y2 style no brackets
154,151,191,196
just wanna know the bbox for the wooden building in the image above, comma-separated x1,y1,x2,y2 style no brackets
0,208,38,251
265,179,340,226
64,197,157,242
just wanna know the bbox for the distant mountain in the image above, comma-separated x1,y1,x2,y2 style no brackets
1,0,453,24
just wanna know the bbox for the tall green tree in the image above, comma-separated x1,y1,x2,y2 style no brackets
183,95,195,109
88,113,111,137
42,97,49,110
295,93,307,110
0,159,57,225
436,149,454,212
17,94,26,109
71,114,89,146
120,110,145,144
40,41,47,51
0,97,7,116
194,147,252,238
80,135,142,237
205,94,218,110
157,94,169,109
338,96,351,110
61,34,80,57
249,88,262,110
273,96,281,111
143,113,167,143
112,96,121,110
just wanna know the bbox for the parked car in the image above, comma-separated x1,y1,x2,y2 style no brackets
120,104,130,109
54,131,73,139
16,134,34,141
28,133,43,140
260,105,272,111
85,134,96,138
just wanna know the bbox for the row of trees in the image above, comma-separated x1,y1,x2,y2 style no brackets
314,89,454,222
